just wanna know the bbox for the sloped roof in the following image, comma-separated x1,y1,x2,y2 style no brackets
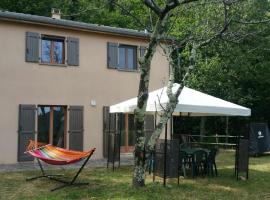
0,11,150,39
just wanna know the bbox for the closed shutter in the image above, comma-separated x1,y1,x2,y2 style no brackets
67,37,79,66
107,42,118,69
145,115,155,144
18,104,36,161
25,32,40,62
139,46,147,57
69,106,84,151
103,106,117,158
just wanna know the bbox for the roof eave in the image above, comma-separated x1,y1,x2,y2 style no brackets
0,11,150,39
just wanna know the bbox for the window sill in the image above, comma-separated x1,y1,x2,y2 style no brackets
39,62,67,67
117,68,140,73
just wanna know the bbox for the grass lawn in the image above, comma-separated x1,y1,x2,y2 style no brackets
1,150,270,200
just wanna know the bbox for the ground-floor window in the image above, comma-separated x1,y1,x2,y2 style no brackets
37,105,67,148
18,104,84,162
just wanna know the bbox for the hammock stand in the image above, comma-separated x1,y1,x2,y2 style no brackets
25,140,96,191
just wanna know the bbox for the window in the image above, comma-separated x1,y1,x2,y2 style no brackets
37,106,67,148
118,45,137,70
107,42,141,71
26,32,79,66
41,36,65,64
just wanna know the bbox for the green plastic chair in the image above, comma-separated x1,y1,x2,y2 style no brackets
206,148,218,176
191,150,207,177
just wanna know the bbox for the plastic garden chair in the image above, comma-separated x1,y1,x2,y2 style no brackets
207,148,218,177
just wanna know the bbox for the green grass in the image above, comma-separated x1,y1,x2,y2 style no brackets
1,150,270,200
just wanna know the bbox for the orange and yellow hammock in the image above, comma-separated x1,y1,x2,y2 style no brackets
26,140,96,165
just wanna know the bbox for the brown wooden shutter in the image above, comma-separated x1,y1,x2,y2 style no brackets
103,106,117,158
18,104,36,161
69,106,84,151
25,32,40,62
67,37,79,66
107,42,118,68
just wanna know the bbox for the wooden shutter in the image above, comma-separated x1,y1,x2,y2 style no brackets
25,32,39,62
18,104,36,161
67,37,79,66
145,115,155,144
69,106,84,151
103,106,117,158
107,42,118,69
139,46,147,57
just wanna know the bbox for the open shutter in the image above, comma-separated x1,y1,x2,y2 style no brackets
107,42,118,69
18,104,36,161
145,115,155,144
69,106,84,151
139,46,147,57
67,37,79,66
103,106,117,158
25,32,39,62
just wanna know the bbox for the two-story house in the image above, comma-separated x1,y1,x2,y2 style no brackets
0,11,169,164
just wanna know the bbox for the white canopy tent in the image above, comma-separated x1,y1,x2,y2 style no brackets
110,84,251,116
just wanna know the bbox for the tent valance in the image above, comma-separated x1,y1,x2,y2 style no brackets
110,84,251,116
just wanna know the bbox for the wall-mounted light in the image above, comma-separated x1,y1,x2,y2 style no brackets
90,100,96,107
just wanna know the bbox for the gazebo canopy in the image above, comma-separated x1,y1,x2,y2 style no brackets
110,84,251,116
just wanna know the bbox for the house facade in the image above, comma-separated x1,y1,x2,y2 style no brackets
0,11,169,164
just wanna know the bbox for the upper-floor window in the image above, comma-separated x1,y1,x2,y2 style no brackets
118,45,137,70
41,36,65,64
25,32,79,66
107,42,146,71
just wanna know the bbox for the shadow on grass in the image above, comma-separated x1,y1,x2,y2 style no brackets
1,150,270,200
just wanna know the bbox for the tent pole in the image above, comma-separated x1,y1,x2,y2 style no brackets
107,112,111,169
170,115,173,140
163,123,168,187
118,113,122,168
112,114,117,171
153,111,157,183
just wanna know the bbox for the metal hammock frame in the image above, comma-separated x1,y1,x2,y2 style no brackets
25,140,96,191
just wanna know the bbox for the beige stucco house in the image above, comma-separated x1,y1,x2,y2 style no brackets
0,11,169,164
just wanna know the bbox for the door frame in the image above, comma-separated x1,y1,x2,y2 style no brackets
120,113,135,153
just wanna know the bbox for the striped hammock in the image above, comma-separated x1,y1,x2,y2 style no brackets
26,141,96,165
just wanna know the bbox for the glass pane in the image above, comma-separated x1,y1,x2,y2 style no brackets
53,106,65,147
118,47,125,69
37,106,50,144
127,48,134,70
41,39,51,63
53,41,64,64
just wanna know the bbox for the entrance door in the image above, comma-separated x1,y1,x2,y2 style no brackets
37,105,67,148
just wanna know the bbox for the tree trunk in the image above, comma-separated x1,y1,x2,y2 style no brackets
133,15,169,187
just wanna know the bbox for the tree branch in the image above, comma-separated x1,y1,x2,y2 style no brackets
143,0,163,16
233,19,270,25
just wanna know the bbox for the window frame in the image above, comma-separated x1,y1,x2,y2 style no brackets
117,44,138,71
40,35,66,66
